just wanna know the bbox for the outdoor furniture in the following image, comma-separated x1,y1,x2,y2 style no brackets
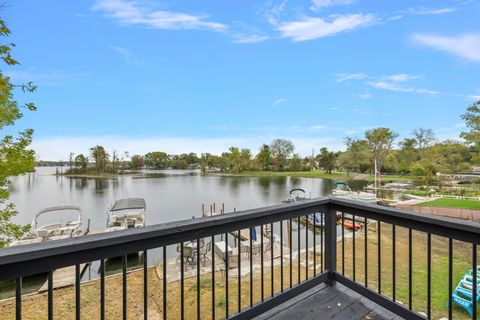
214,241,233,261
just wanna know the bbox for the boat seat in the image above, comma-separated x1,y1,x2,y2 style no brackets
38,223,62,231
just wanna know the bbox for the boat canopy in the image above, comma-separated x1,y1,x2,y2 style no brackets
335,182,348,187
110,198,146,212
36,205,81,217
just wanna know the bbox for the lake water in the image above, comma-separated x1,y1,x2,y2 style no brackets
1,169,469,319
9,167,366,229
6,167,367,283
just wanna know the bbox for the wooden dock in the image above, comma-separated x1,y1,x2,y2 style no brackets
39,263,90,292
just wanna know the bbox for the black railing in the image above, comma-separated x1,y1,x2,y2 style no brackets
0,197,479,320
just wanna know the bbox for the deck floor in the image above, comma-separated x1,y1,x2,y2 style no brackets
254,283,403,320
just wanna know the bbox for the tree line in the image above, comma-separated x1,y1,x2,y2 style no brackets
62,100,480,181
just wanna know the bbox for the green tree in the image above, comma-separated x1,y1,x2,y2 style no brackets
225,147,241,173
240,148,252,171
288,154,303,171
130,155,144,169
412,127,435,150
0,18,37,247
74,154,88,171
89,145,109,172
270,139,294,171
432,140,470,173
144,151,169,169
316,147,336,174
256,144,271,171
337,138,369,176
365,127,398,173
461,100,480,162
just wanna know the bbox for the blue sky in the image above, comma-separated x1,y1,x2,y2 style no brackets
4,0,480,160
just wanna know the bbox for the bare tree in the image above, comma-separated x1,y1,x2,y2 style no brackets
412,128,435,150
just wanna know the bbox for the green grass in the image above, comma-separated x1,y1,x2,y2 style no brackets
418,198,480,210
215,170,422,182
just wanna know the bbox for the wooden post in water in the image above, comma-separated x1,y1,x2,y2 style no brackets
210,205,213,216
213,202,216,213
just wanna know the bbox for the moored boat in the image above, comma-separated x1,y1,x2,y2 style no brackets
105,198,146,232
10,205,88,246
332,182,378,204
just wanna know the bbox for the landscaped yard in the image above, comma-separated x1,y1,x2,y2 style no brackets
418,198,480,210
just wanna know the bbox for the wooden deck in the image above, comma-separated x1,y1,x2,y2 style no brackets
254,283,403,320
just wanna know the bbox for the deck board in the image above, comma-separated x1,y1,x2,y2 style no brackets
254,283,403,320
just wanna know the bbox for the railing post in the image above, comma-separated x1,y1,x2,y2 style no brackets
325,204,337,284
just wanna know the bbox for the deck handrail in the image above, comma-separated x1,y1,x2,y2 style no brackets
1,196,479,320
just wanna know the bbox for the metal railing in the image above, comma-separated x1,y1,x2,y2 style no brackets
0,196,479,320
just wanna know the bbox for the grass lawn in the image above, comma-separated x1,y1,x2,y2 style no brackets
216,170,422,182
418,198,480,210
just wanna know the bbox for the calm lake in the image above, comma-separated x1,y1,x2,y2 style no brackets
10,167,366,228
5,167,367,287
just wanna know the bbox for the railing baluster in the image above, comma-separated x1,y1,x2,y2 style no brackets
100,259,105,320
48,270,53,320
297,216,301,284
364,217,368,287
352,213,356,282
249,227,253,308
163,246,167,320
144,250,148,320
392,224,396,302
305,215,309,281
123,254,127,320
427,233,431,319
408,228,412,310
341,212,345,276
225,234,229,318
75,264,80,320
321,213,324,273
280,220,284,292
271,222,274,297
212,235,215,320
289,218,293,288
448,238,453,320
15,277,22,320
181,243,184,320
238,230,241,313
313,214,316,277
378,221,381,294
473,243,477,320
261,224,264,301
325,208,337,280
197,239,201,320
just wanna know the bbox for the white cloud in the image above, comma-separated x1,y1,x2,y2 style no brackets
352,108,368,115
469,95,480,101
273,98,286,105
310,0,354,11
368,81,440,95
330,107,340,110
335,72,367,83
358,93,372,99
276,13,375,42
407,7,457,15
308,124,328,130
93,0,227,32
232,33,268,44
411,33,480,62
383,74,422,82
110,46,145,66
7,69,90,87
